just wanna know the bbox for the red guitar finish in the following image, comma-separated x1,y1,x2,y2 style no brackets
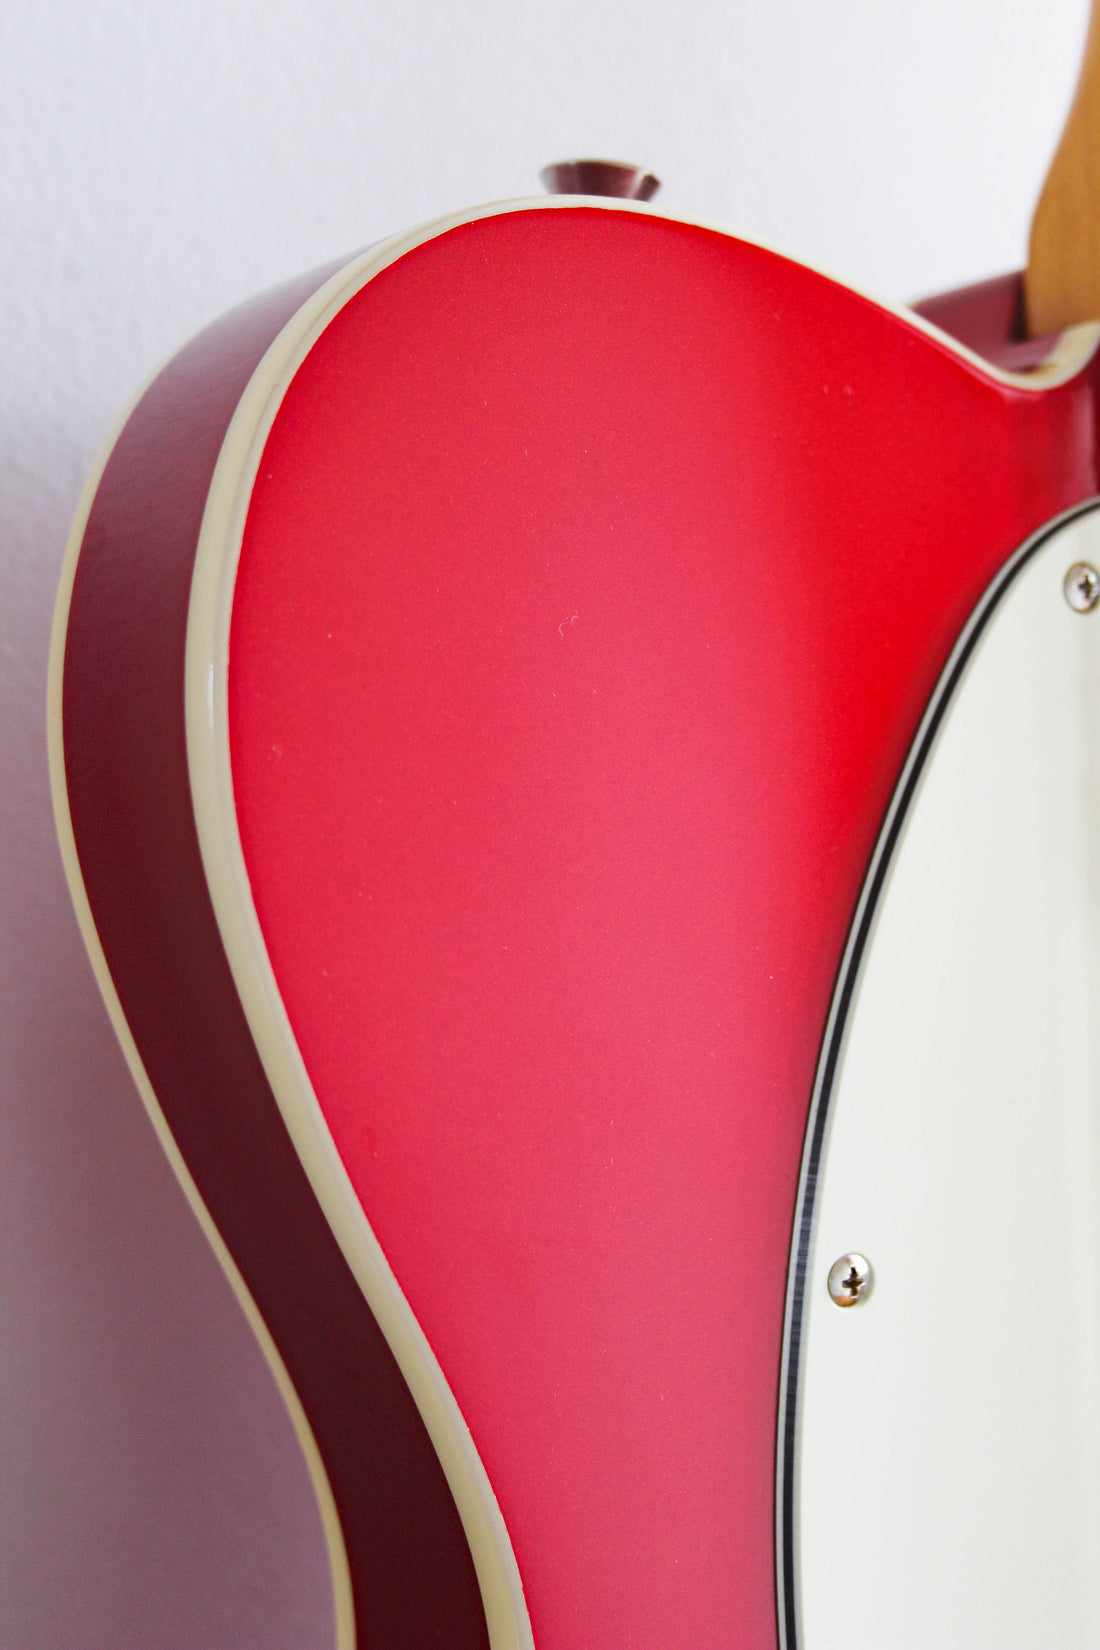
52,201,1100,1650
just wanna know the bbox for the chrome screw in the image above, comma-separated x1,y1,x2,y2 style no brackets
1064,561,1100,612
827,1252,873,1308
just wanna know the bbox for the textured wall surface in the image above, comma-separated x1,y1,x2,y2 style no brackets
0,1,1088,1644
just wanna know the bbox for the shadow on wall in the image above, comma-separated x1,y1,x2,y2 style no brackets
0,423,334,1650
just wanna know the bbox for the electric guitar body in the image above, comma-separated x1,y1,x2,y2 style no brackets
49,197,1100,1649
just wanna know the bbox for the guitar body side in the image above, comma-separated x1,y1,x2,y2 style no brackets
51,252,497,1650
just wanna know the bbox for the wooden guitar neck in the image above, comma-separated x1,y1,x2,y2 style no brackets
1026,0,1100,335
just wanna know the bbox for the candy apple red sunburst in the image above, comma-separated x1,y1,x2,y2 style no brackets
48,193,1100,1650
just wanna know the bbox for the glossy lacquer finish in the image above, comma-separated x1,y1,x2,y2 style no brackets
223,210,1099,1648
55,201,1100,1650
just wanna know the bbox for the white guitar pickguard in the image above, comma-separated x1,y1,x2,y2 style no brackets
795,508,1100,1649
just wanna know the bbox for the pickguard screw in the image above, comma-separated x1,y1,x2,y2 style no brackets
1064,561,1100,612
827,1252,873,1307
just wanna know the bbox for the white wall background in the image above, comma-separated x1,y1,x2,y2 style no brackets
0,1,1090,1644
